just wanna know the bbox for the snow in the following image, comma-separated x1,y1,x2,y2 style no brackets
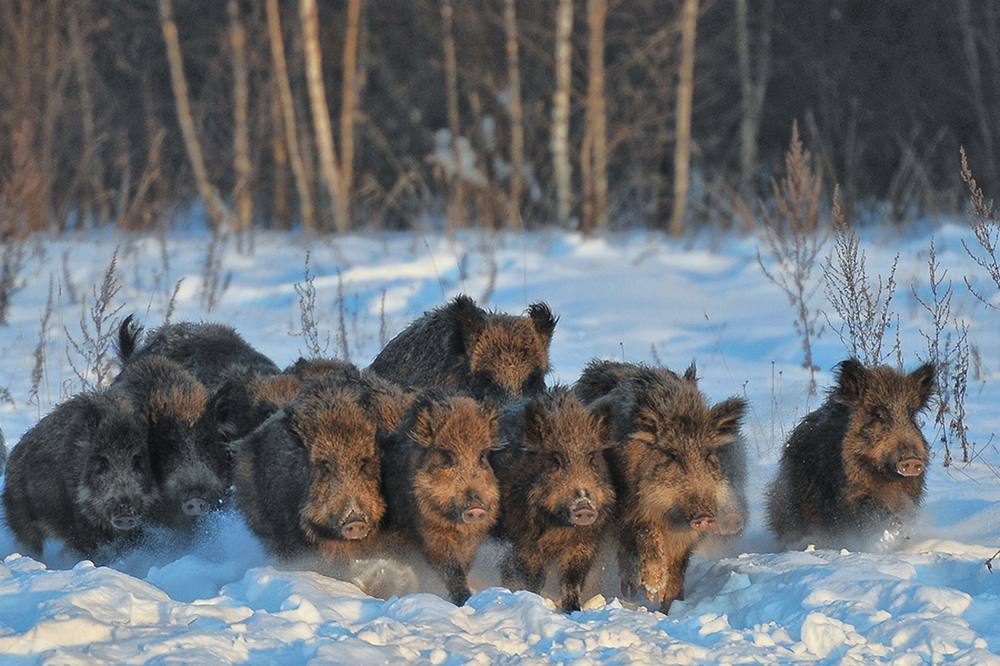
1,223,999,664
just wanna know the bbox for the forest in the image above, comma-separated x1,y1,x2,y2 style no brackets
0,0,997,236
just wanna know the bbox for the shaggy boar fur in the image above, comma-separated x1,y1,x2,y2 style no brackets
766,358,935,546
3,390,159,558
233,380,385,562
490,386,616,611
576,359,747,613
368,295,558,405
380,390,500,605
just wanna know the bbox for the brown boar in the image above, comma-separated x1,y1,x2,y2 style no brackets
233,380,385,562
380,390,500,605
2,389,159,559
576,359,747,613
766,358,935,546
118,315,280,390
368,295,558,405
490,386,616,612
112,356,224,526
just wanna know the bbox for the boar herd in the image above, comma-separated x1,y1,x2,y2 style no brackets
1,295,936,613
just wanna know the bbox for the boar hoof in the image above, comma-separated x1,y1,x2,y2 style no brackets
462,507,488,524
182,497,210,516
341,519,371,540
689,514,717,532
896,457,924,477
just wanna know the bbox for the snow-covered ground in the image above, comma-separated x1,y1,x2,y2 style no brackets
1,223,999,664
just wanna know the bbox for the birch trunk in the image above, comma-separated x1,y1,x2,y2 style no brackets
553,0,573,227
668,0,698,237
503,0,524,229
340,0,362,219
735,0,772,208
266,0,316,232
160,0,228,232
229,0,253,239
583,0,608,234
300,0,347,232
442,0,466,232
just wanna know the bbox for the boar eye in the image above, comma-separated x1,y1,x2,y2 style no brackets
132,454,144,471
479,451,490,469
549,452,566,469
360,457,377,479
439,451,456,469
96,455,111,474
870,407,888,423
588,451,601,469
316,460,333,477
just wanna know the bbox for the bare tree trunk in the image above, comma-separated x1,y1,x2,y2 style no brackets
735,0,773,210
266,0,316,232
341,0,362,222
503,0,524,229
668,0,699,237
159,0,228,232
69,5,106,226
271,87,290,230
958,0,998,190
300,0,347,233
229,0,253,243
442,0,466,232
553,0,573,227
582,0,608,234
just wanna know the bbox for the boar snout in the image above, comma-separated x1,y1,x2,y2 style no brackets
340,515,371,540
461,498,488,524
182,497,211,516
896,457,925,477
570,494,598,526
110,504,140,530
689,514,717,532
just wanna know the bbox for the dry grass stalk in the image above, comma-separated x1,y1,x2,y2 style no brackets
757,124,826,394
823,192,899,366
294,251,330,358
64,248,125,390
960,147,1000,307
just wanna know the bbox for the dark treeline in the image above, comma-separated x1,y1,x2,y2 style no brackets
0,0,994,236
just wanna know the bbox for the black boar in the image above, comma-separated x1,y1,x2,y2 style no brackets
233,380,385,562
368,295,557,405
490,386,616,612
576,359,747,613
118,315,280,390
380,390,500,605
2,390,159,558
112,356,224,525
766,358,935,546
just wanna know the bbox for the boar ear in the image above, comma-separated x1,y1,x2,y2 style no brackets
409,399,438,448
522,399,552,448
116,313,143,362
451,295,487,351
682,361,698,384
833,358,867,406
710,397,746,437
527,302,558,345
591,406,616,450
908,362,936,409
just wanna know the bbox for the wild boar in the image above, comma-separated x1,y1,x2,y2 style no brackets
380,390,500,605
2,390,159,559
576,359,747,613
233,380,385,562
766,357,935,546
368,295,558,405
490,386,616,611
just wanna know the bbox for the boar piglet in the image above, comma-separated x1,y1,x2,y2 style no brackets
766,358,935,546
369,295,557,405
490,386,616,612
234,381,385,562
118,315,280,390
380,390,500,605
3,389,159,559
577,359,747,614
113,356,224,526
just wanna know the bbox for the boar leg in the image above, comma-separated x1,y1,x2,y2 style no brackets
437,559,473,606
616,527,643,598
558,545,598,613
